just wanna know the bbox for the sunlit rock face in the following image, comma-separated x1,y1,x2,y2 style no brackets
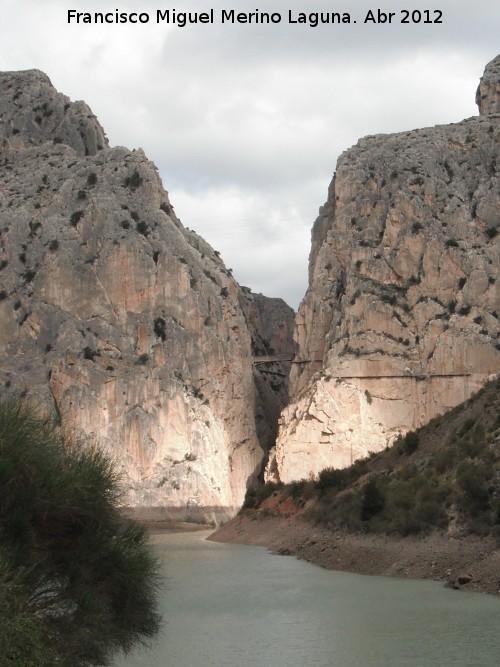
0,70,294,522
268,57,500,484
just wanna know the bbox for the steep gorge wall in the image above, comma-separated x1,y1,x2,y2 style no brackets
0,70,293,521
268,55,500,483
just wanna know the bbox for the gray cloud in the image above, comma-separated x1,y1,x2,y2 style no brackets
1,0,498,308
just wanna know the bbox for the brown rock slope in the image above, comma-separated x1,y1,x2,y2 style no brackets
268,55,500,484
0,70,294,522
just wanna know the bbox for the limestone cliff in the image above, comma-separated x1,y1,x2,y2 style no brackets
268,56,500,483
476,54,500,116
0,70,293,522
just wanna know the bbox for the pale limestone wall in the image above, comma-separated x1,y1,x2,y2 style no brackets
0,70,287,520
269,58,500,483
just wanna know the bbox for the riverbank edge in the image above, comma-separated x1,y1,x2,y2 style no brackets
209,512,500,596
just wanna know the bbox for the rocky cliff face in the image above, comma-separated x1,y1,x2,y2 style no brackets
0,70,293,522
476,55,500,116
268,57,500,483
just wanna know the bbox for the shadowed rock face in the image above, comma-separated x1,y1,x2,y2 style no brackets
0,70,294,521
268,57,500,484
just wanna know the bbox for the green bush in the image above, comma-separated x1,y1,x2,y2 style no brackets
397,430,419,455
432,448,455,473
456,461,491,514
241,486,258,510
241,482,283,510
361,478,386,521
0,399,161,665
316,459,369,495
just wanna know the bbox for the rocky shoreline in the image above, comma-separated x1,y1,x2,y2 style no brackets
209,513,500,596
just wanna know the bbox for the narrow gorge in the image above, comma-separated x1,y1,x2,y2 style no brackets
0,55,498,522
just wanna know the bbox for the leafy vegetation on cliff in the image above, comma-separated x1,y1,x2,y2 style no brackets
244,378,500,538
0,399,161,666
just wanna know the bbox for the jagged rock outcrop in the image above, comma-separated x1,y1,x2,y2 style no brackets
268,57,500,483
476,55,500,116
0,70,293,522
0,69,107,156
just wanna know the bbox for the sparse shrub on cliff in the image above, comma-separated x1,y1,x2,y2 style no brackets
456,460,491,514
28,220,41,237
316,459,369,496
83,346,99,361
432,447,455,473
136,221,149,236
124,169,143,190
153,317,167,341
0,399,161,666
401,430,420,454
70,210,84,227
443,161,454,180
22,269,36,284
361,477,386,521
160,202,172,215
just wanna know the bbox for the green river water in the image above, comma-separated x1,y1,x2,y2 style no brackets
115,530,500,667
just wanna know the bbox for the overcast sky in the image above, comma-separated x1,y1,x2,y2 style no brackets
1,1,498,309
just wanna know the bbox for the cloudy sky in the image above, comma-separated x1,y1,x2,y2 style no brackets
1,1,498,308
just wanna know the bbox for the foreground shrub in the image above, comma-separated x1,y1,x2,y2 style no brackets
0,398,161,666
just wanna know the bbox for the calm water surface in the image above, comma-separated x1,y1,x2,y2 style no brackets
116,530,500,667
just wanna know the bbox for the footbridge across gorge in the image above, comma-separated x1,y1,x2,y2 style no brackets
251,354,489,380
252,353,329,364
